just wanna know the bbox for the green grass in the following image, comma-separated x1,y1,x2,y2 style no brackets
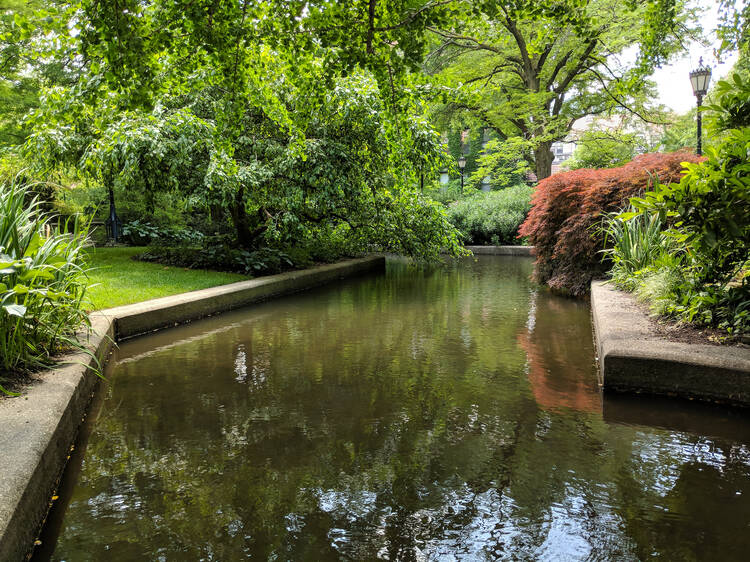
84,247,247,310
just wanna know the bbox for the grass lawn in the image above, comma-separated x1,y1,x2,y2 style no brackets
84,246,247,310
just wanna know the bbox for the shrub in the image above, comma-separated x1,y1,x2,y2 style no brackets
0,180,90,392
446,184,533,245
632,130,750,287
121,219,205,247
519,151,702,296
626,128,750,335
138,241,295,277
601,206,682,291
602,207,691,315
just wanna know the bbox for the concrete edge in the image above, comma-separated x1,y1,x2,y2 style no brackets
591,280,750,405
466,245,534,256
0,256,385,561
101,255,385,340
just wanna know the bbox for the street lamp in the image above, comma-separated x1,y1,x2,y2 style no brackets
689,57,712,156
457,155,467,192
105,186,122,243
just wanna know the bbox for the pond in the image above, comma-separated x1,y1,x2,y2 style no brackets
34,256,750,560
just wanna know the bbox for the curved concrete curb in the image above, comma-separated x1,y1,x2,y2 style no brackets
466,245,534,256
0,256,385,561
591,280,750,405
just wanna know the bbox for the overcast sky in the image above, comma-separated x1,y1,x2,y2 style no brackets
651,0,739,113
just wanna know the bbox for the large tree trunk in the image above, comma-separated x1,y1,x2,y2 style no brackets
534,142,554,181
230,187,253,249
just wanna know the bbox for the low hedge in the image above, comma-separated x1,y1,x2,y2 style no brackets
447,184,533,245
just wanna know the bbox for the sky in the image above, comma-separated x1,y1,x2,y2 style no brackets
651,0,739,113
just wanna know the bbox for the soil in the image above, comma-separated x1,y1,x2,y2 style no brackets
630,297,750,348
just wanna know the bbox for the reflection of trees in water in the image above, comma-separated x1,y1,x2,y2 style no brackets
51,258,750,561
607,433,750,560
516,289,601,413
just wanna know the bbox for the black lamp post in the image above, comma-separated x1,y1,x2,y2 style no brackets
689,57,712,156
458,155,467,192
105,186,122,243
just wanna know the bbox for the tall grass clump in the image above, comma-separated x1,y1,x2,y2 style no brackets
447,184,533,245
0,179,90,393
601,207,688,313
601,207,681,290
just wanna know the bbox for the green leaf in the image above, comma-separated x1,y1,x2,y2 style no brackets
23,232,43,258
17,269,55,282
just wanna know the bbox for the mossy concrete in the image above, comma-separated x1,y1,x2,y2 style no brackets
0,256,384,561
592,280,750,405
467,245,534,256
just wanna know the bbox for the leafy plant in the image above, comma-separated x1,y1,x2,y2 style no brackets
121,220,205,247
519,151,702,296
623,128,750,335
631,130,750,287
446,185,533,245
601,207,679,288
468,138,532,190
138,242,296,277
565,129,647,170
0,178,91,392
705,71,750,130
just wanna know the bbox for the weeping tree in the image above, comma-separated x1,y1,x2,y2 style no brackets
27,70,463,258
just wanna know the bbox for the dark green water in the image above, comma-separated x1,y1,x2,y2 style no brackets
36,257,750,561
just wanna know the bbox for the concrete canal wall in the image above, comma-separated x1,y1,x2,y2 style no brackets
591,280,750,406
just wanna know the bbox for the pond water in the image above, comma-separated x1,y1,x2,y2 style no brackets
35,257,750,560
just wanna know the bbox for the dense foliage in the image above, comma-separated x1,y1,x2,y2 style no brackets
519,151,701,296
446,185,533,245
28,71,465,261
0,180,90,390
565,128,659,170
606,72,750,335
426,0,695,179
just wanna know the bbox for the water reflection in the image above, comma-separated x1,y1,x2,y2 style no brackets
36,257,750,561
517,288,601,414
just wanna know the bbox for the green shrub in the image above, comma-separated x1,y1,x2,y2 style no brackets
603,85,750,335
632,129,750,288
601,207,682,291
426,179,464,205
446,185,533,245
0,180,91,392
626,128,750,335
138,241,295,277
121,219,205,247
602,208,691,315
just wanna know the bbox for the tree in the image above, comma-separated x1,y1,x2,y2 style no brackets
565,117,663,170
0,1,81,147
469,137,531,189
27,68,464,259
425,0,696,179
658,110,697,153
20,1,473,259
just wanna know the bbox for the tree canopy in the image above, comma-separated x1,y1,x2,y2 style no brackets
1,0,741,259
425,0,696,179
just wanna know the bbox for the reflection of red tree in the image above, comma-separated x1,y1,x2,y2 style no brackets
516,298,601,413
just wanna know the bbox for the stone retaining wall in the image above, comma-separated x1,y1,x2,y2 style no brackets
591,280,750,405
466,245,534,256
